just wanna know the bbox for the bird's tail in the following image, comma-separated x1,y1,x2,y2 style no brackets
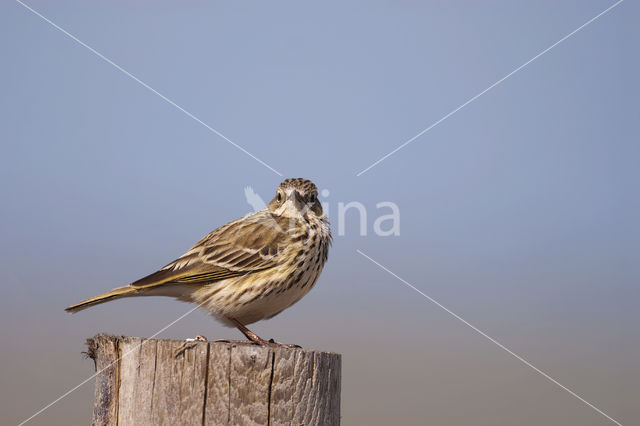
65,285,140,313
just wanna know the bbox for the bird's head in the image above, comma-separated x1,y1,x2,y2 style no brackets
267,178,323,219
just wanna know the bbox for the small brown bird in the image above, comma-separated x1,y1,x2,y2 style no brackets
66,178,331,346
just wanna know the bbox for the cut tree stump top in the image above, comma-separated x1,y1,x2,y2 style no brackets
86,334,341,426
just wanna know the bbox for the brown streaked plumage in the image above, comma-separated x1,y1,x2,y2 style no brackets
66,178,331,346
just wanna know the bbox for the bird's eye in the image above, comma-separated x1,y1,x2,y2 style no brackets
309,194,316,203
277,192,282,202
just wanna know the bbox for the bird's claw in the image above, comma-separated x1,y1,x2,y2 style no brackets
185,335,207,342
212,338,301,348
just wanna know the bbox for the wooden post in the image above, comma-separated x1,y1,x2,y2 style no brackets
86,334,341,425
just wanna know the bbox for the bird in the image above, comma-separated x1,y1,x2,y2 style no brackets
65,178,331,346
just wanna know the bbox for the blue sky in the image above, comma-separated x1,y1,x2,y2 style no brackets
1,1,638,425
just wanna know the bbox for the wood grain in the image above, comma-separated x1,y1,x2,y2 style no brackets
87,334,341,425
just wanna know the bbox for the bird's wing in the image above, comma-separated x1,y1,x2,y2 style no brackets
130,211,291,289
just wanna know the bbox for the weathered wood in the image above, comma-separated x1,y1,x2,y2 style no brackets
87,334,341,425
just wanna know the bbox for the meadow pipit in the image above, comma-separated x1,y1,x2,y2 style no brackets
66,178,331,346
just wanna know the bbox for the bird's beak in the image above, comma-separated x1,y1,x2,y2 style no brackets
283,189,302,208
281,189,306,216
288,189,305,208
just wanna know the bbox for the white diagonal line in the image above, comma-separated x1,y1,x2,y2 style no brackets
356,249,623,426
17,301,211,426
16,0,283,177
356,0,623,176
17,265,254,425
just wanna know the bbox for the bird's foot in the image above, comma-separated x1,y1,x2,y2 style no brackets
215,339,261,346
185,335,207,342
213,338,301,348
226,317,301,348
268,338,302,349
174,336,208,358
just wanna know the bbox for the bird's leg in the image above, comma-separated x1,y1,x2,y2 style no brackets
222,318,301,348
212,318,302,348
229,318,274,346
